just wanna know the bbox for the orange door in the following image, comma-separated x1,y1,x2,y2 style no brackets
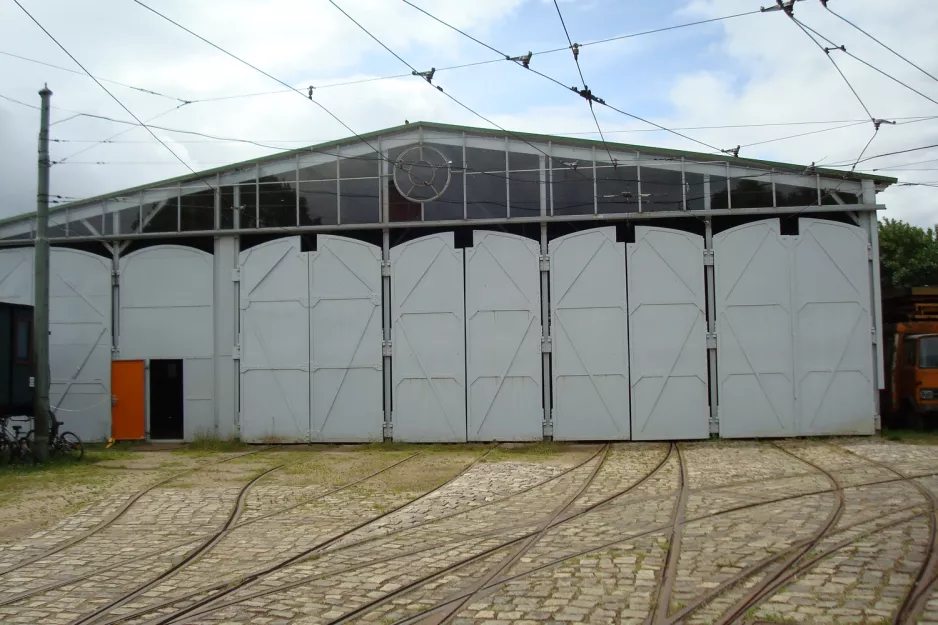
112,360,146,440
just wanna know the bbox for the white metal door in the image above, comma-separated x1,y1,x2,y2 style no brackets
239,237,310,443
794,219,874,435
627,226,709,440
391,233,466,442
0,249,112,441
50,249,112,442
549,227,630,441
465,231,542,441
714,220,796,438
309,235,383,442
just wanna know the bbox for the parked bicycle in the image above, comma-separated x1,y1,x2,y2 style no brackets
24,415,84,461
0,416,33,464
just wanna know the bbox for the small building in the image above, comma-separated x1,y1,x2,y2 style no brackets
0,122,896,442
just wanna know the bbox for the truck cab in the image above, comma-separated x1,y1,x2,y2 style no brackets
886,322,938,425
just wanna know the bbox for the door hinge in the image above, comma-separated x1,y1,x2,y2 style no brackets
381,260,391,277
232,267,241,282
382,340,392,357
871,327,877,344
867,243,873,260
709,406,719,434
703,249,714,266
111,270,119,286
371,292,381,306
539,336,552,353
706,332,717,349
384,418,393,439
232,345,240,359
539,254,550,271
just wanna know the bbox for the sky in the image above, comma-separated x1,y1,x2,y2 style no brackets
0,0,936,226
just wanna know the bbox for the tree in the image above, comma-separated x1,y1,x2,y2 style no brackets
878,217,938,290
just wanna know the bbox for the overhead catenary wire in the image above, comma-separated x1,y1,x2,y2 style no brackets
43,115,938,144
325,0,591,180
58,103,190,163
821,1,938,85
775,9,873,121
0,50,192,105
10,1,213,193
549,0,615,163
397,0,723,155
794,19,938,110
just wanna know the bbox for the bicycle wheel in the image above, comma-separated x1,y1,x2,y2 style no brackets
60,432,84,461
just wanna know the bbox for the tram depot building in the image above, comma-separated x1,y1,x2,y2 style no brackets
0,122,895,443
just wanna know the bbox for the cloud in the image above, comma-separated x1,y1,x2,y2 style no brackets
1,0,936,227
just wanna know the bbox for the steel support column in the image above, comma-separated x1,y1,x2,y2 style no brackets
704,214,718,435
861,179,884,430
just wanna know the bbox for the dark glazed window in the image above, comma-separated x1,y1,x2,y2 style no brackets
710,176,729,209
299,180,337,226
776,183,819,208
640,167,683,212
551,160,593,215
14,316,30,363
685,172,705,211
466,172,506,219
256,182,298,228
596,166,639,214
730,177,774,208
340,178,379,224
510,171,540,216
142,195,180,233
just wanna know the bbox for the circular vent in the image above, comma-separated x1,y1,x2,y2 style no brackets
393,145,451,203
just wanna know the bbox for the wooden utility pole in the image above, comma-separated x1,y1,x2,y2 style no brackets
33,84,52,462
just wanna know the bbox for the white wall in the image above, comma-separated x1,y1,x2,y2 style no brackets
119,245,215,440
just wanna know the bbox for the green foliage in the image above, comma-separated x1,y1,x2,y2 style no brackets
878,217,938,290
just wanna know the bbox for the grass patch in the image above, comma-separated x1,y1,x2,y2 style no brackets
483,442,564,462
172,437,250,454
881,428,938,445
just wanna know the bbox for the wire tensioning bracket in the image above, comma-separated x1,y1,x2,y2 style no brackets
413,68,436,83
508,51,533,68
721,145,741,158
307,86,314,100
571,86,605,105
571,43,580,61
823,45,846,54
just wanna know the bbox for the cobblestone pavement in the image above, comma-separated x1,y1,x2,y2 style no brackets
0,439,936,625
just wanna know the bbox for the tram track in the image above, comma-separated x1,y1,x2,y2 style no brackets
410,445,611,625
113,444,501,625
648,443,687,625
325,457,937,625
0,446,271,578
0,449,423,608
68,463,286,625
7,442,936,625
708,442,846,625
826,442,938,625
26,445,600,624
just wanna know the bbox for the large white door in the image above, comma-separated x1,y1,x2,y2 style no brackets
549,228,630,441
391,233,466,442
309,236,383,442
627,226,709,440
794,219,874,435
714,220,796,438
0,248,112,441
465,231,542,441
240,238,310,443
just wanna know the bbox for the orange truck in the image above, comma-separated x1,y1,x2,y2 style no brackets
882,287,938,427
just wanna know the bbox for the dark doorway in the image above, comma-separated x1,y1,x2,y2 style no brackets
150,359,184,440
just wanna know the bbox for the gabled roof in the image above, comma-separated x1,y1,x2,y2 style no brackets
0,120,897,227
